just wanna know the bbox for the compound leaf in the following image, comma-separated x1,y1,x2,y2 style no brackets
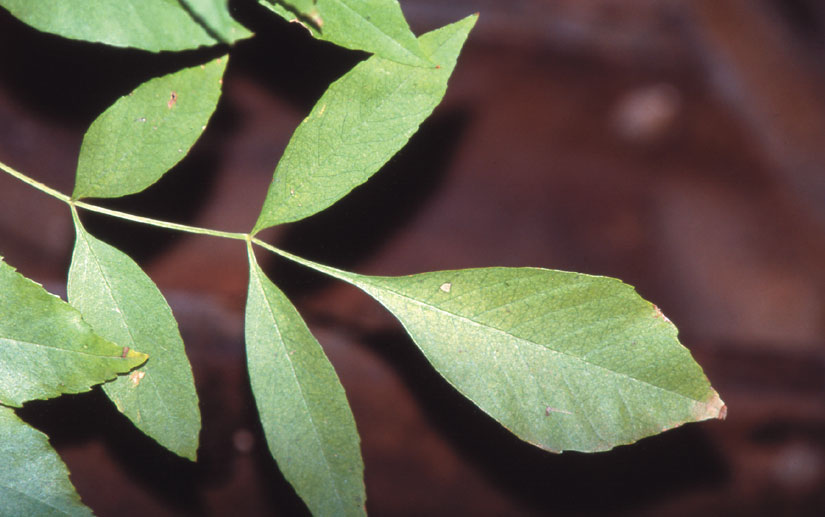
310,264,726,453
0,0,250,51
0,406,92,517
262,0,430,66
67,214,201,460
253,14,476,232
73,56,227,200
245,247,365,516
0,258,146,407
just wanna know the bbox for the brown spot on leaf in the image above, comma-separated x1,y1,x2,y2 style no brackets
167,91,177,109
440,282,452,293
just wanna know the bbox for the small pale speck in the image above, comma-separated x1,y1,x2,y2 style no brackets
440,282,452,293
129,370,146,387
545,405,572,416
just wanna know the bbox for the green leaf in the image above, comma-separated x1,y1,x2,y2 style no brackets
73,56,228,200
179,0,253,44
67,214,201,460
262,0,430,66
0,258,147,408
309,264,726,453
0,406,92,516
0,0,250,51
245,246,365,516
253,14,476,232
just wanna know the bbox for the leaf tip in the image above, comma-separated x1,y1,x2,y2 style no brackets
693,390,727,421
124,348,149,366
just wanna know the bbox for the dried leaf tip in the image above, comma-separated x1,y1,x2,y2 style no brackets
693,391,727,421
653,305,672,323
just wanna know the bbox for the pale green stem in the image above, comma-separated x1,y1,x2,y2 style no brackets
0,158,248,241
73,200,249,241
251,237,355,283
0,159,70,202
0,158,349,272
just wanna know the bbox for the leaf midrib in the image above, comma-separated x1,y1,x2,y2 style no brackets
0,337,121,359
75,228,194,457
358,280,705,403
328,0,426,65
0,482,85,517
251,267,347,512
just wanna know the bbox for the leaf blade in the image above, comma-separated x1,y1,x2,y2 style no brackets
179,0,253,44
317,265,725,453
245,249,365,516
0,406,92,517
73,56,228,200
253,14,477,232
0,258,146,407
0,0,249,51
264,0,430,66
67,217,201,460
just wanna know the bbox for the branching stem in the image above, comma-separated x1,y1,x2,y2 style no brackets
0,159,70,202
250,238,351,283
0,158,249,241
0,158,343,276
72,200,249,241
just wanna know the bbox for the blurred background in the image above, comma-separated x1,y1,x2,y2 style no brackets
2,0,825,515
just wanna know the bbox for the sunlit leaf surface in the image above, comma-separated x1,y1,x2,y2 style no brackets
68,217,201,460
0,406,92,517
314,264,726,453
73,56,228,200
245,248,365,515
253,14,477,231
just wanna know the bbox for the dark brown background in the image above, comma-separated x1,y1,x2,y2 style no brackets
2,0,825,515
